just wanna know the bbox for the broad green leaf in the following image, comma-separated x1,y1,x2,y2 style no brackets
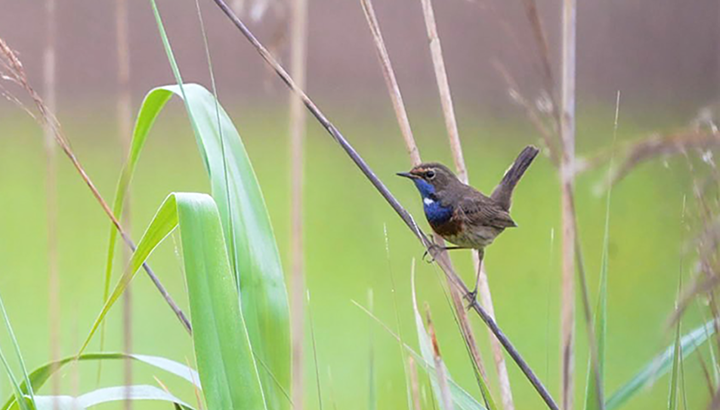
31,385,193,409
98,2,291,405
2,352,199,410
607,320,716,409
411,272,491,410
81,193,266,410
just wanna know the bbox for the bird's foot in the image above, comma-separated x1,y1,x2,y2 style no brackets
465,288,478,310
422,243,444,263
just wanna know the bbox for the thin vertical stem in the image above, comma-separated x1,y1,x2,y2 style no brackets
560,0,577,408
360,0,492,400
290,0,309,407
307,291,324,410
418,0,466,182
408,357,423,410
359,0,419,166
116,0,133,405
426,306,455,410
43,0,59,406
418,0,514,407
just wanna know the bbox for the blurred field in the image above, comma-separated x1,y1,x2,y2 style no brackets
0,102,707,409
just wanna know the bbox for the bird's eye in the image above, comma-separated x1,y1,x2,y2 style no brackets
426,170,436,179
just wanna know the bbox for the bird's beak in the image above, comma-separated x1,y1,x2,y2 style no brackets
396,172,417,179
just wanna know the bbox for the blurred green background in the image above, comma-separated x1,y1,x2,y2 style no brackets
0,98,709,408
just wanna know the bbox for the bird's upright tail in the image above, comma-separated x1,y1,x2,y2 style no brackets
491,145,539,211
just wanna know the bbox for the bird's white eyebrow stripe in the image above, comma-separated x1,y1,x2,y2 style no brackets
423,197,434,205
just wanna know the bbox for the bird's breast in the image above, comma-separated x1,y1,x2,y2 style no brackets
424,198,461,238
423,197,453,225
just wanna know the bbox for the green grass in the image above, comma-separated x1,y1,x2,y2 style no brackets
0,103,708,408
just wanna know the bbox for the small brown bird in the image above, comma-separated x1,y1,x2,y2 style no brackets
397,146,539,302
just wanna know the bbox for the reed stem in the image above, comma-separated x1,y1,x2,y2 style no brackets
289,0,309,406
560,0,577,407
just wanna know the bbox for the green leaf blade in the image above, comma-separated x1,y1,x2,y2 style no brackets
607,320,716,409
2,353,200,410
175,192,267,410
80,193,266,409
32,385,194,410
112,10,291,401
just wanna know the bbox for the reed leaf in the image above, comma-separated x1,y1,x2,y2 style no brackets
81,193,266,409
30,385,193,409
0,353,30,410
0,292,34,410
411,271,491,410
1,352,200,410
667,269,684,410
352,299,488,410
98,3,291,404
667,316,681,410
607,320,716,409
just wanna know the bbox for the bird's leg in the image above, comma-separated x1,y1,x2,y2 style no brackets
465,249,485,308
422,243,467,263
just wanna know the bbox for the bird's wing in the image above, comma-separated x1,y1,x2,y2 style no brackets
456,194,517,229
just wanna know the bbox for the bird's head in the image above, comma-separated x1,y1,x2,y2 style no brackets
396,162,459,198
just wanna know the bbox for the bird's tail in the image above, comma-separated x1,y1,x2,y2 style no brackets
491,145,539,211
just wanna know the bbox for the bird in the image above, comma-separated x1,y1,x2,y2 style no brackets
397,145,539,303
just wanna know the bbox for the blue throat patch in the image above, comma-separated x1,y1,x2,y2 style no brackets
412,179,453,225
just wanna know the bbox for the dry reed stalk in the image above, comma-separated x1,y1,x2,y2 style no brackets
426,306,455,410
493,61,560,167
500,0,606,405
359,0,419,166
360,0,490,393
115,0,133,404
0,38,192,334
520,0,558,123
418,0,514,407
289,0,308,407
408,356,423,410
574,130,720,184
559,0,577,408
417,0,465,182
710,386,720,410
42,0,59,406
208,3,558,407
